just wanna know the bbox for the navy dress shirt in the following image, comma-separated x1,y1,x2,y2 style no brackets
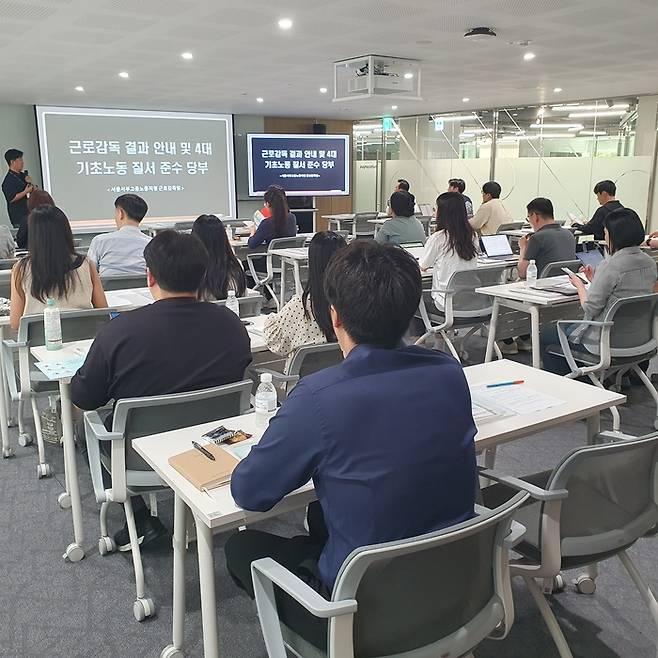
231,343,477,589
247,212,297,249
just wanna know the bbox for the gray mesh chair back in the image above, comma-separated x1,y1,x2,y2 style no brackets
112,381,252,470
266,236,307,275
0,270,11,298
445,264,509,318
213,292,263,317
352,212,378,238
100,274,148,291
256,492,528,658
173,221,194,232
497,222,525,233
539,259,581,278
20,308,114,347
0,258,17,270
417,215,431,236
605,294,658,357
288,343,343,380
545,434,658,560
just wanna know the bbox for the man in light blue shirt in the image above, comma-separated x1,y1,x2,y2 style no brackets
87,194,151,277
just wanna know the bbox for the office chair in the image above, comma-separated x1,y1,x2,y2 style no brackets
251,491,528,658
481,432,658,658
84,381,252,621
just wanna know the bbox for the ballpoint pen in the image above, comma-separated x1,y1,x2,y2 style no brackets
486,380,524,388
192,440,216,461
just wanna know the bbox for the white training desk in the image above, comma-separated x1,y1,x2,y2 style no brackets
133,359,624,658
323,213,387,232
477,277,583,368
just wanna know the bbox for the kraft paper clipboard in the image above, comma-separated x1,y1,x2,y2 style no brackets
168,443,239,492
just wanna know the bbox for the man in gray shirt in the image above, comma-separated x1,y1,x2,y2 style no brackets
87,194,151,278
518,197,576,278
376,191,426,246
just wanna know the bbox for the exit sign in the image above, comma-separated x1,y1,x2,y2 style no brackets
434,118,445,132
382,117,395,132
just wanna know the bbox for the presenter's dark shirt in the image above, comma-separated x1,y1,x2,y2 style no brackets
247,212,297,249
231,343,477,589
2,170,27,227
70,298,252,415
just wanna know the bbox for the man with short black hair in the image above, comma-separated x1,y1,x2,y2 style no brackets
87,194,152,277
71,230,252,549
2,148,34,248
469,180,512,235
395,178,410,193
376,191,426,245
572,179,624,241
225,240,477,649
519,197,576,278
448,178,474,218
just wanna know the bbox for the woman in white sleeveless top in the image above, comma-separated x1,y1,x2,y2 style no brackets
10,205,107,330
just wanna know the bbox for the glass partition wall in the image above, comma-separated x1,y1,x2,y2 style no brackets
354,95,658,227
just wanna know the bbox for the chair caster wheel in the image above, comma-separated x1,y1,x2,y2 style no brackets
2,447,13,458
133,597,155,622
63,543,85,563
98,536,116,556
161,645,184,658
552,574,566,593
574,574,596,595
18,433,33,447
37,463,52,478
58,492,71,509
7,417,16,428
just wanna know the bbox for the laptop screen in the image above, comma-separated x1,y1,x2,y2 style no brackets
419,203,433,217
481,234,513,257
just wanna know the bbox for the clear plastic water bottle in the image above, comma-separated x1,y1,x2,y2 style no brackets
254,373,277,427
226,290,240,317
44,298,62,351
526,259,538,288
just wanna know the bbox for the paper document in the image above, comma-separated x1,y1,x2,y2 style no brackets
34,356,85,380
472,384,565,417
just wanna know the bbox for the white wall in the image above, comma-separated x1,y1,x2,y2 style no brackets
0,104,42,227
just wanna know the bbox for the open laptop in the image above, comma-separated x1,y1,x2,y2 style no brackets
480,235,517,261
418,203,433,217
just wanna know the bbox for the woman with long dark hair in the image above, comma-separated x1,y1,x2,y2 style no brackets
192,214,247,300
247,185,297,249
10,205,107,329
264,231,347,357
419,191,478,313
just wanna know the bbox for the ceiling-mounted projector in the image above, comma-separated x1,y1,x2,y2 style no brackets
333,54,422,102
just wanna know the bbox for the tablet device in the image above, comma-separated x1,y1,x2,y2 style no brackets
576,250,604,270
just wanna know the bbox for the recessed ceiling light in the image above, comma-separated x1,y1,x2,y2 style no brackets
118,71,129,79
462,97,470,103
278,17,293,29
319,87,328,94
391,105,398,110
403,72,414,80
523,52,536,61
553,87,562,93
181,52,193,60
74,86,84,92
256,97,264,103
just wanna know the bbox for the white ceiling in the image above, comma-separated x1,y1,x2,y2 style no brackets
2,0,658,119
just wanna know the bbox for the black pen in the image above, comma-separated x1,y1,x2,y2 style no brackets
192,441,216,461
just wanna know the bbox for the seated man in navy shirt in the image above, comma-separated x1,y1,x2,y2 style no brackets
225,240,477,649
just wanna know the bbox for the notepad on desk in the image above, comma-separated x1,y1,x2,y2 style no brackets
472,384,565,418
169,443,240,492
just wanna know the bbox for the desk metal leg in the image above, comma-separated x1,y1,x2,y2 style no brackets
279,260,287,310
60,380,85,562
196,518,219,658
0,326,12,458
162,493,187,658
484,299,500,363
293,261,303,296
529,305,540,369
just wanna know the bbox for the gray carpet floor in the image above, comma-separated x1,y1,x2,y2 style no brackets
1,346,657,657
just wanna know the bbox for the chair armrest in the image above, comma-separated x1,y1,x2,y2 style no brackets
251,558,357,619
478,467,568,501
555,319,613,376
3,338,26,349
249,366,299,385
475,504,527,548
84,409,123,441
597,430,648,442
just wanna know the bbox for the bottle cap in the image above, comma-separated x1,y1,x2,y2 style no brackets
530,260,536,264
228,290,236,297
261,373,272,384
46,298,56,306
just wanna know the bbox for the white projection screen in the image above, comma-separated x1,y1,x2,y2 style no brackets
36,106,236,222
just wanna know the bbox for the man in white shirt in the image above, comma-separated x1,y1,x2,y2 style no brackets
87,194,151,277
469,181,512,235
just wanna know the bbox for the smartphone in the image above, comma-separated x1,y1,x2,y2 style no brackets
241,320,253,326
562,267,588,283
